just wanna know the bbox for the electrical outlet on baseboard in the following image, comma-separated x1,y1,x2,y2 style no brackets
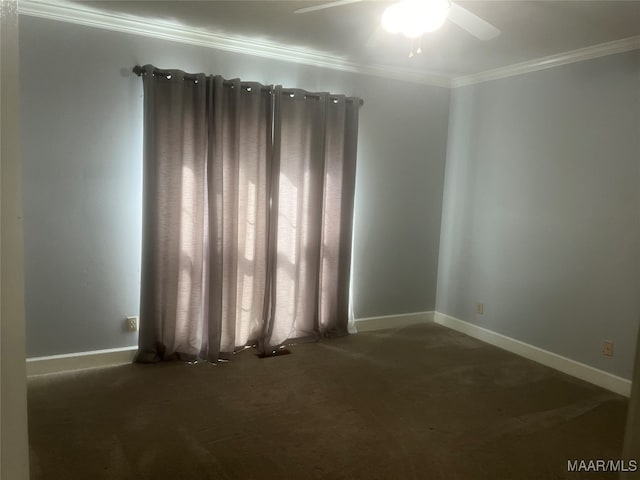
476,302,484,315
602,340,614,357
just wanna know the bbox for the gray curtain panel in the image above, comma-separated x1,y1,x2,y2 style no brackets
261,87,360,351
136,66,359,363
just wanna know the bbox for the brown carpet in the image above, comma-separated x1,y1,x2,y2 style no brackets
28,323,629,480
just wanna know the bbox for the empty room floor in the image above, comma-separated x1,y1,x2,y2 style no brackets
28,323,627,480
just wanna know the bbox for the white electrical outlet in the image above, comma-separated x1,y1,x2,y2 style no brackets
602,340,614,357
126,315,139,332
476,302,484,315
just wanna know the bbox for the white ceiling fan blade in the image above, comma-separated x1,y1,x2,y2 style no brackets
448,3,500,40
294,0,363,14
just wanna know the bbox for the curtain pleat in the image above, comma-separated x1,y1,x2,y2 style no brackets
137,67,209,362
136,66,359,363
206,77,272,361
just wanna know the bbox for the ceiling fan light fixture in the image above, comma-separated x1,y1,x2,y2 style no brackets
381,2,403,34
382,0,451,38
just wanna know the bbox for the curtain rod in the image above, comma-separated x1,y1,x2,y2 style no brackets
132,66,363,106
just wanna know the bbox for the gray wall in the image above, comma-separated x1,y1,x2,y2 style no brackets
437,51,640,379
20,16,450,357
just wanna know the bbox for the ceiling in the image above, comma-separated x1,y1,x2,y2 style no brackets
69,0,640,76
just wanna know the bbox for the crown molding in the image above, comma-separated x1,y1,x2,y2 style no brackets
17,0,452,88
17,0,640,90
452,35,640,88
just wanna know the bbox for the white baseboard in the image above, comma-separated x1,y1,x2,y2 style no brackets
27,313,435,375
26,311,435,375
27,346,137,376
434,312,632,397
355,311,434,332
28,312,631,398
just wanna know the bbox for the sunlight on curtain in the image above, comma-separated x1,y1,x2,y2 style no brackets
136,67,359,362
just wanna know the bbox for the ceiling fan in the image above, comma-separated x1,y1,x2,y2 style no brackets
294,0,501,41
